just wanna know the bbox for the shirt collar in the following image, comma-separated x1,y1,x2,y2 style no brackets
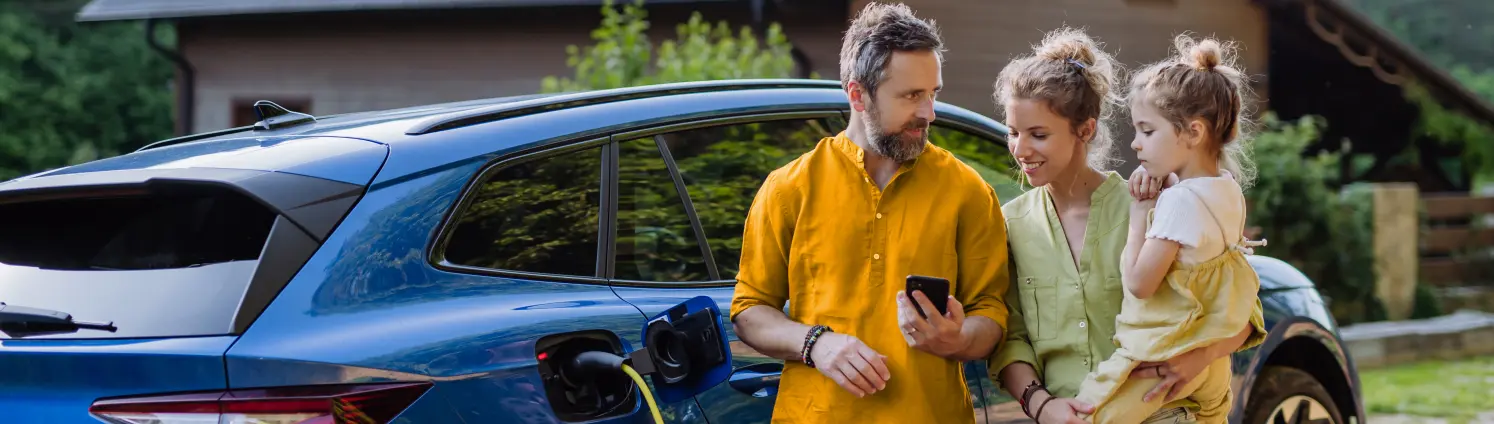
1092,171,1125,204
1037,170,1127,217
831,131,923,171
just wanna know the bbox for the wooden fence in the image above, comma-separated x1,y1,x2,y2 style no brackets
1420,193,1494,288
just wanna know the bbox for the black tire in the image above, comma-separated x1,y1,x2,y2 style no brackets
1242,366,1345,424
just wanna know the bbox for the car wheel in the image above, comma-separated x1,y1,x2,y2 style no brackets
1243,366,1344,424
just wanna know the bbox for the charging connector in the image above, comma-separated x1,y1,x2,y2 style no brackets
565,351,665,424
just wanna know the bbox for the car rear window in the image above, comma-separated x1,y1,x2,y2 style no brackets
0,191,274,270
0,188,277,339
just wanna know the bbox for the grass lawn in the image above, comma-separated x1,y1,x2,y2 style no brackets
1361,356,1494,421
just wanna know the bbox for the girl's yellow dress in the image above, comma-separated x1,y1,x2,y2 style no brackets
1075,185,1267,424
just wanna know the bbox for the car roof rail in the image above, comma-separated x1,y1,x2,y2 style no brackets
132,100,321,153
404,79,845,135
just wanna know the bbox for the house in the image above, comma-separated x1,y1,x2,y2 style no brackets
76,0,1494,191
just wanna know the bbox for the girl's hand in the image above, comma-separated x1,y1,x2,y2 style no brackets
1129,346,1212,402
1127,166,1179,200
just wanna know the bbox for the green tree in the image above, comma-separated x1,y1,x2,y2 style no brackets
524,0,1023,287
1347,0,1494,182
541,0,802,93
0,0,174,180
1248,113,1382,323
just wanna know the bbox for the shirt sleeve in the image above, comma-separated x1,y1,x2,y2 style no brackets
955,185,1011,330
1145,188,1211,248
730,171,796,322
988,251,1040,386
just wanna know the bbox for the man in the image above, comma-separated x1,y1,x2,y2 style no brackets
729,3,1010,423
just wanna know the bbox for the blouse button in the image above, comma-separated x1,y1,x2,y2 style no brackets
1079,320,1087,329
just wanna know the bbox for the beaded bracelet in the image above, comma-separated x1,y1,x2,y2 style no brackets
800,325,832,368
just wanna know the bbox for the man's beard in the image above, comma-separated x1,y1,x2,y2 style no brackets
864,103,929,163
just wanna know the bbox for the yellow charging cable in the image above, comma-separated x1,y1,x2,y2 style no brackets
620,363,665,424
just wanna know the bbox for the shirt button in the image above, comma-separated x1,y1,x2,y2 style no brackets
873,254,881,260
1079,320,1087,328
1073,283,1080,289
1025,278,1032,285
1084,359,1091,366
876,213,884,219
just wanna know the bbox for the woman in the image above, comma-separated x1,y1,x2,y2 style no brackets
988,28,1263,424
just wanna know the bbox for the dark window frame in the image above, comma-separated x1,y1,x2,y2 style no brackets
606,110,846,288
426,108,1011,287
428,136,611,285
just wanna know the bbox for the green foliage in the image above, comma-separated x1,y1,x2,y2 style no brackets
926,126,1025,203
1249,113,1382,324
1409,282,1444,320
541,0,803,93
1347,0,1494,183
1361,356,1494,421
1405,83,1494,184
1348,0,1494,72
0,1,174,180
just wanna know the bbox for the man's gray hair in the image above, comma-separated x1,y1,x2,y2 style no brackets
838,2,944,97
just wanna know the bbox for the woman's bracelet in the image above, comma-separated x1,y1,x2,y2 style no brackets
1033,395,1058,423
1019,380,1047,417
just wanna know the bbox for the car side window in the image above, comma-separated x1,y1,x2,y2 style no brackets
651,116,842,281
443,145,602,277
926,124,1027,203
615,138,712,282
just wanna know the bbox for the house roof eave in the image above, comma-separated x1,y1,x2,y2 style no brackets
1287,0,1494,125
75,0,733,23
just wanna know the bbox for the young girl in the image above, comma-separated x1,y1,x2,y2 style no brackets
1073,35,1268,424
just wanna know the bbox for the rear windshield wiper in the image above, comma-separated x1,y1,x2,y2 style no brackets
0,302,117,335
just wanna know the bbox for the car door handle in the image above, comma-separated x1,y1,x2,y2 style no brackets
728,362,783,398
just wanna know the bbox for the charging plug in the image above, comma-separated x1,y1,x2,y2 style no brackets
566,351,627,382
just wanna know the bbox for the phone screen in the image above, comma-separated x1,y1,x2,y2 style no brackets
905,275,950,318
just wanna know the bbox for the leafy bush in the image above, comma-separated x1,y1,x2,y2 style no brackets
541,0,801,93
1249,113,1383,324
0,1,174,180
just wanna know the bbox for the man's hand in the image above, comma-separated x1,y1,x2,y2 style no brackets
809,332,890,398
1128,166,1178,200
895,291,969,358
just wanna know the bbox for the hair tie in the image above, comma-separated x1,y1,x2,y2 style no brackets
1066,58,1088,70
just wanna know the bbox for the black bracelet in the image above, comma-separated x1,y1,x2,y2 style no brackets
801,325,832,368
1020,382,1046,417
1034,395,1058,423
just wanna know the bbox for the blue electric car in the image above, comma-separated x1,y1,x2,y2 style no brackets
0,79,1360,424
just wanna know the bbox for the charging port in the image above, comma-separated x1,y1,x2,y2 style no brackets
535,330,635,422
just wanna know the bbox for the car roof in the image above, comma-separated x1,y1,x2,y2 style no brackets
56,79,1009,186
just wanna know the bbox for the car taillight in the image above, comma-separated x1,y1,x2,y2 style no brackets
89,382,431,424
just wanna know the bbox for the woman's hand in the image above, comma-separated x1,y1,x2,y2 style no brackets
1129,346,1212,402
1030,391,1094,424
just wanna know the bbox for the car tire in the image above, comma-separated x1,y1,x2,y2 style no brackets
1243,366,1344,424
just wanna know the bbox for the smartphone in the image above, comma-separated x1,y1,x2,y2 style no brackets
905,275,951,318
